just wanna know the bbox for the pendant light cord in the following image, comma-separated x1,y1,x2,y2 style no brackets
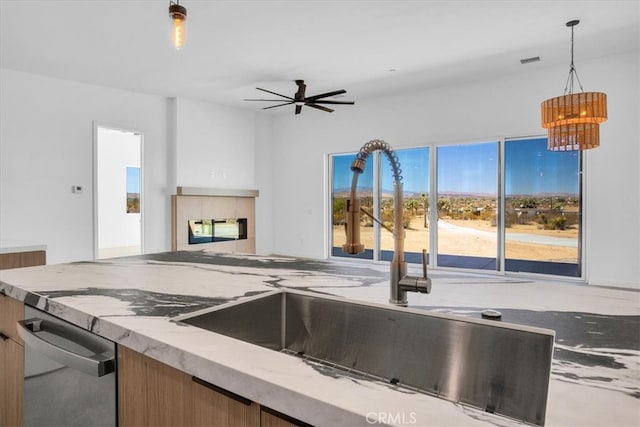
564,22,585,95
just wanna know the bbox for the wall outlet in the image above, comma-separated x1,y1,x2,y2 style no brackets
72,185,83,194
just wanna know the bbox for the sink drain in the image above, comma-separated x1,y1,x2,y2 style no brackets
481,309,502,320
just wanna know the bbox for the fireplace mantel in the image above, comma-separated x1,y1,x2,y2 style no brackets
176,187,259,198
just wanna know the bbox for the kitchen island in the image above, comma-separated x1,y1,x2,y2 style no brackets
1,251,638,426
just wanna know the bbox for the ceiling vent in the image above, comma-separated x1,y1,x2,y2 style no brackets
520,56,541,64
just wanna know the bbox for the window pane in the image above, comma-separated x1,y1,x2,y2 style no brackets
331,153,374,260
380,147,430,264
437,142,498,270
504,138,581,277
126,166,140,213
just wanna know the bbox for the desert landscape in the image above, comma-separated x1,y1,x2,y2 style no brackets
333,215,578,263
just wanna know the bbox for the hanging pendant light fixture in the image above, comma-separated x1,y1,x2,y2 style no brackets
541,20,607,151
169,1,187,50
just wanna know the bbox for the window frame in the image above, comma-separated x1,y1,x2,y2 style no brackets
327,135,585,280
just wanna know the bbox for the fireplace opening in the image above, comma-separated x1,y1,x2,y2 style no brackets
188,218,248,245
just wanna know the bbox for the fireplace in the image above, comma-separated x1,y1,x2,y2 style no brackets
188,218,248,245
171,187,258,253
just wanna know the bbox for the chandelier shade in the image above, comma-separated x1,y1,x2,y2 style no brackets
541,91,607,151
541,20,607,151
546,122,600,151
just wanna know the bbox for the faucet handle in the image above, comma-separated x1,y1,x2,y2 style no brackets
422,249,428,279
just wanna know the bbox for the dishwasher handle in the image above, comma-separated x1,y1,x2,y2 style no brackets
17,319,115,377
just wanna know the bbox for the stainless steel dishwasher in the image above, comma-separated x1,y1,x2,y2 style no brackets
17,305,117,427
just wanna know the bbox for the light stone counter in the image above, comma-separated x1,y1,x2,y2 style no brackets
1,251,638,427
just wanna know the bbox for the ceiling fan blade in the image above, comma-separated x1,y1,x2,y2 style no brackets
244,98,293,102
305,89,346,101
246,82,351,115
262,102,293,110
311,100,355,105
305,103,334,113
256,87,293,100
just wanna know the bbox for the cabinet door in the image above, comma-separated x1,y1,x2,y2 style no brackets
192,377,260,427
261,407,310,427
0,294,24,344
118,345,192,426
0,336,23,427
118,345,260,427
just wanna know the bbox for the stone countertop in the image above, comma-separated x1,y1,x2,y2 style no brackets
1,251,638,427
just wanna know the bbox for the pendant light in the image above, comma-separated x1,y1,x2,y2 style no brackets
541,20,607,151
169,1,187,50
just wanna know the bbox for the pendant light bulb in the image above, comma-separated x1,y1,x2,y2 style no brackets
169,1,187,50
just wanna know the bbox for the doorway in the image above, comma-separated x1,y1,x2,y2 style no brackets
94,124,143,259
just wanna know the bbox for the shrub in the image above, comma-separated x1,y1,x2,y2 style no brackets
332,198,347,225
544,216,567,230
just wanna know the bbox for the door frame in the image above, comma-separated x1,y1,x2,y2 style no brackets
92,122,144,260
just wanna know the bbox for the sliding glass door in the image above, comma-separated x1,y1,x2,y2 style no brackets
380,147,430,264
436,142,498,270
329,137,583,278
504,137,581,276
331,153,374,259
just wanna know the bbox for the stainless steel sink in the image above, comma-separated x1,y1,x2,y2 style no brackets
175,289,554,426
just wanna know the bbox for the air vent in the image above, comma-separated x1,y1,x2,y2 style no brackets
520,56,541,64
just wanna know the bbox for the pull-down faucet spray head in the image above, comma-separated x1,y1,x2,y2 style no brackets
342,158,367,255
342,196,365,255
341,139,431,306
342,140,401,256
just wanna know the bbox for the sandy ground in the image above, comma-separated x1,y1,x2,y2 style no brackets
333,216,578,262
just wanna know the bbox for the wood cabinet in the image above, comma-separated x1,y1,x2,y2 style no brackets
118,346,310,427
0,250,46,270
260,407,305,427
0,294,24,427
118,345,260,427
0,294,24,344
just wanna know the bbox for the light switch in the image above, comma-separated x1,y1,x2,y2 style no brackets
72,185,83,194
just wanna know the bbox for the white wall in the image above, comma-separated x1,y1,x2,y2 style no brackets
0,70,263,264
173,97,272,254
0,69,171,263
254,114,274,255
268,51,640,288
96,127,141,249
175,98,255,189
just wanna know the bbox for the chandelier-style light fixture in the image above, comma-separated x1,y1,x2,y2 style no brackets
541,20,607,151
168,1,187,50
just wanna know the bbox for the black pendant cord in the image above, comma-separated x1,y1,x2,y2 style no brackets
564,20,585,95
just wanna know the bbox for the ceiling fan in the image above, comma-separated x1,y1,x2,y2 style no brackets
244,80,354,115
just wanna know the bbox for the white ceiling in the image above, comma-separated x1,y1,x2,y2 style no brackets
1,1,638,114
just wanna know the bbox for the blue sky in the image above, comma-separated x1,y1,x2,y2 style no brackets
333,154,374,190
126,166,141,193
505,138,579,195
333,138,579,196
438,142,496,194
333,147,429,193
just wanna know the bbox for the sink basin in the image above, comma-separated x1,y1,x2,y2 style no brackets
175,289,554,426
